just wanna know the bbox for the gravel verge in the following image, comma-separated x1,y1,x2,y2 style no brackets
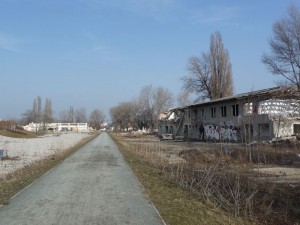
0,133,91,179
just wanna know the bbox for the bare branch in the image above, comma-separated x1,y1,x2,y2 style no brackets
262,4,300,89
181,32,234,102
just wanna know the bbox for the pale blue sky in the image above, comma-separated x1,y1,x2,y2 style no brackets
0,0,298,119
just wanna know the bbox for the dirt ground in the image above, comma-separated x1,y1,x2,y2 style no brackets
253,167,300,184
121,133,300,184
118,132,300,223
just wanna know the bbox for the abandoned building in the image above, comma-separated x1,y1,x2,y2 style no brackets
158,86,300,143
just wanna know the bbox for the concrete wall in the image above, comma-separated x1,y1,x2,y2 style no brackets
58,123,88,132
158,98,300,142
23,123,89,133
272,119,300,138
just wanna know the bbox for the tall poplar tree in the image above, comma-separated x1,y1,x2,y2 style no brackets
210,32,233,99
181,32,234,102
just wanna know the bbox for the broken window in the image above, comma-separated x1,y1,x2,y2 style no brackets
259,123,270,141
211,107,216,118
244,103,252,114
259,99,300,116
294,124,300,134
170,126,173,134
193,109,198,119
232,104,239,116
201,108,205,117
221,106,227,117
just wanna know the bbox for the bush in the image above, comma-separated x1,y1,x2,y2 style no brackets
121,139,300,224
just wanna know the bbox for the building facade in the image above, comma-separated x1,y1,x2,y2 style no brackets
158,86,300,143
23,123,89,133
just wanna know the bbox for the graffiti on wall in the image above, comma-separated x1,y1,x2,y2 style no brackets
204,125,238,141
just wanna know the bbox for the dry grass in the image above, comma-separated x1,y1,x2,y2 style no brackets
111,133,251,225
111,133,300,225
0,129,37,138
177,144,300,225
0,132,99,205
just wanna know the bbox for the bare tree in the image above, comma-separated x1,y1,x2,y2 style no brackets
262,4,300,90
177,90,193,107
182,32,233,102
22,96,43,124
109,106,122,129
21,96,53,130
32,99,37,123
74,107,87,123
37,96,42,123
89,109,105,130
138,85,174,130
181,53,212,102
58,106,80,123
110,103,133,131
130,99,144,130
21,109,34,125
137,85,153,129
210,32,234,99
43,98,53,123
69,106,74,123
58,110,69,122
153,86,174,115
121,102,135,131
109,85,174,131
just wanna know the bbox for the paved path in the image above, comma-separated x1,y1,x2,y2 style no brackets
0,133,164,225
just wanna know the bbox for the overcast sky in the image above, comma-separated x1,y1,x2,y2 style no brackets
0,0,298,120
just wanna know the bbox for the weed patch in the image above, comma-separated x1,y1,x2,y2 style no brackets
111,133,250,225
111,133,300,224
0,129,37,138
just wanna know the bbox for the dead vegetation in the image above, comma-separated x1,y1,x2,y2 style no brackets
114,132,300,224
0,120,36,138
111,133,250,225
0,126,37,138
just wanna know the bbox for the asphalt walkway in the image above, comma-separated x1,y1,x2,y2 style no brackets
0,132,164,225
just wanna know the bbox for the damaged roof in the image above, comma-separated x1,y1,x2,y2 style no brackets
186,86,299,109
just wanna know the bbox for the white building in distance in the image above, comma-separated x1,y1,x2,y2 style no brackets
23,123,90,133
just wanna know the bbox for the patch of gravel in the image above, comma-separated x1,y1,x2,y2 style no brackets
0,133,91,179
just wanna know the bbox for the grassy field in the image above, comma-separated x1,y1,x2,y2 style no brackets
0,132,99,205
110,133,251,225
